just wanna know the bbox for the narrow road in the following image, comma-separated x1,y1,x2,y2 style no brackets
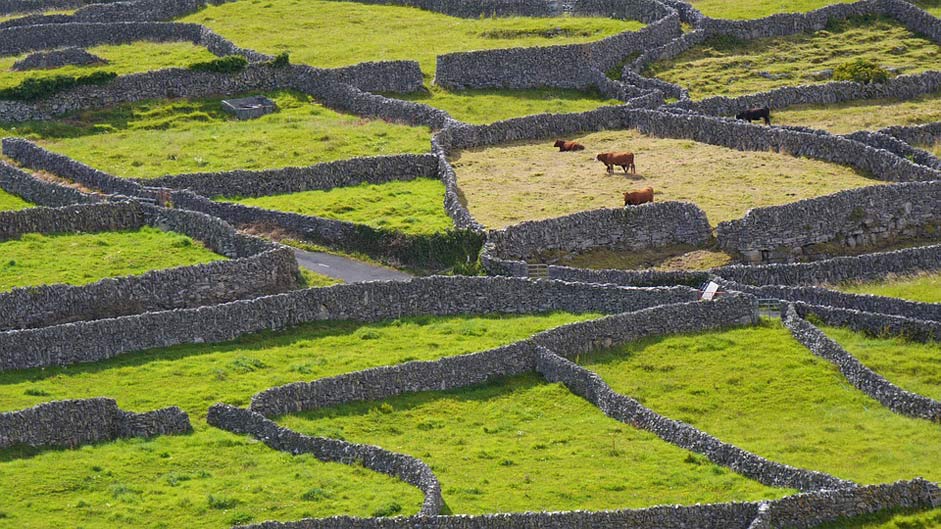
293,248,412,283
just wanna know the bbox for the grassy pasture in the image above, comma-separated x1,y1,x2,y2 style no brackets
647,17,941,99
0,8,74,22
0,188,32,210
221,178,454,236
384,86,621,125
0,227,224,291
831,271,941,303
180,0,643,76
821,325,941,401
581,320,941,485
0,313,592,527
687,0,856,20
539,245,734,270
818,507,941,529
0,91,431,178
280,374,791,515
450,129,876,228
772,93,941,134
0,42,218,90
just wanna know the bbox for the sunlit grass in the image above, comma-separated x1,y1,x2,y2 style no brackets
773,93,941,134
687,0,856,19
0,188,32,211
221,179,453,236
0,226,224,291
831,271,941,303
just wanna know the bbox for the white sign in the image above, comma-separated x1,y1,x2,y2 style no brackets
701,281,720,301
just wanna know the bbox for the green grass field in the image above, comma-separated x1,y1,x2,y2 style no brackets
181,0,642,76
280,374,791,514
581,321,941,485
0,91,430,178
821,325,941,401
0,312,593,527
451,129,876,228
647,17,941,99
773,93,941,134
0,188,32,211
0,42,217,90
0,227,224,291
0,8,73,22
385,86,620,124
222,179,453,236
831,271,941,303
818,507,941,529
687,0,856,19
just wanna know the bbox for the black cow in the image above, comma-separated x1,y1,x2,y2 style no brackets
736,106,771,125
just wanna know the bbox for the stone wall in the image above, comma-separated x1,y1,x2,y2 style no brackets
140,154,439,198
434,12,680,90
0,277,701,371
0,200,303,331
0,398,191,450
784,305,941,421
879,121,941,149
548,265,710,286
844,131,941,172
12,46,106,70
482,202,712,267
713,277,941,322
794,302,941,341
208,404,444,516
0,160,100,207
715,181,941,263
714,244,941,286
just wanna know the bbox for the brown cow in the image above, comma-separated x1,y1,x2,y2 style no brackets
554,139,585,152
623,186,654,206
597,151,636,174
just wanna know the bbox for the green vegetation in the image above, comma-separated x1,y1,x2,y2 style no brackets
0,42,218,90
298,268,343,287
0,227,224,291
821,325,941,401
832,59,889,84
815,507,941,529
582,321,941,484
181,0,643,76
831,271,941,303
188,54,248,74
451,129,876,228
280,375,791,514
0,429,424,528
0,313,594,526
687,0,856,20
0,8,74,22
0,91,430,177
773,93,941,134
539,245,733,271
0,71,115,101
222,179,454,236
915,0,941,17
384,86,620,125
0,189,32,211
647,16,941,99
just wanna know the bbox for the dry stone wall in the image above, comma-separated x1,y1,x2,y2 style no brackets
0,398,191,450
793,302,941,341
12,46,105,70
784,304,941,422
0,201,302,331
0,277,701,371
0,160,100,207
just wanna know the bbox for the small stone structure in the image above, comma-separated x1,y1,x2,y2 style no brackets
221,95,277,120
11,46,106,70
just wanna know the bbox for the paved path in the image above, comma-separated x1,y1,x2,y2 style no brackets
293,248,412,283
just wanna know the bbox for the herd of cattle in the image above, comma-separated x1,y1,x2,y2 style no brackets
550,106,773,206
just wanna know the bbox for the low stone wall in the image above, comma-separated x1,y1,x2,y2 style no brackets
880,121,941,149
0,0,84,16
434,11,680,90
4,137,144,195
793,302,941,342
482,201,713,264
548,266,710,286
714,244,941,286
140,154,439,198
0,398,191,450
0,277,701,371
714,277,941,322
715,181,941,263
844,131,941,172
784,305,941,422
0,201,303,332
0,160,100,207
12,46,105,70
208,404,444,515
432,139,483,230
236,480,941,529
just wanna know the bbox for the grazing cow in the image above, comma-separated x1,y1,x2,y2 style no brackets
623,186,654,206
596,151,636,174
736,106,771,125
553,139,585,152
